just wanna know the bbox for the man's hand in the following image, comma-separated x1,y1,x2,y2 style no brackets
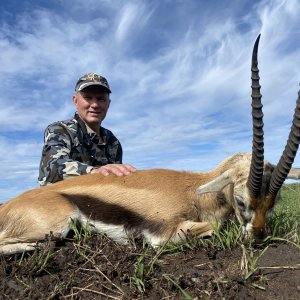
90,164,136,176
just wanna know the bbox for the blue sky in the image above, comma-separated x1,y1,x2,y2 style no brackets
0,0,300,203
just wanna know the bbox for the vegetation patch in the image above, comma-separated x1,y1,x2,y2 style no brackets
0,183,299,299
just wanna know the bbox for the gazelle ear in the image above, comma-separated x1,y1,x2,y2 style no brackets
287,167,300,180
196,170,233,194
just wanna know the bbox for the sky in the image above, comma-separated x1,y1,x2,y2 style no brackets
0,0,300,203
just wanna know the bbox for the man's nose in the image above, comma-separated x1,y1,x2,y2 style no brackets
90,98,99,106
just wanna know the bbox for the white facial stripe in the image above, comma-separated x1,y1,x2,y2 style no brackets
245,211,256,233
245,222,253,233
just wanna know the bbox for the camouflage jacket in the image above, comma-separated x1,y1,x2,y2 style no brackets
38,113,123,186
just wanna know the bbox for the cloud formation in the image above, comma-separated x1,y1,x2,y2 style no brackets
0,0,300,202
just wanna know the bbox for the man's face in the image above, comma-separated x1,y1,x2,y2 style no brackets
73,86,111,128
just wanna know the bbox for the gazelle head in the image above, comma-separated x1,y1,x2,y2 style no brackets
197,35,300,239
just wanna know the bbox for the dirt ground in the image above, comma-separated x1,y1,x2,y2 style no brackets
0,233,299,300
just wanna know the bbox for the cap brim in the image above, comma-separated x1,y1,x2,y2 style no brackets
76,82,111,93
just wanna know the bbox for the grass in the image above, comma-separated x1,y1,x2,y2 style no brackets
163,274,194,300
279,183,300,214
5,183,300,298
17,235,56,275
268,183,300,247
145,182,300,291
127,183,300,292
69,219,93,256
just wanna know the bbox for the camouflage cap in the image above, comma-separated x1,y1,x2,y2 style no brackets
75,73,111,93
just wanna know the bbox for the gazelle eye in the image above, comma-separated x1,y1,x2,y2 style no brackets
236,198,246,210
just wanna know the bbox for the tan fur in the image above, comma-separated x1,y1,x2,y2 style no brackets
0,153,244,254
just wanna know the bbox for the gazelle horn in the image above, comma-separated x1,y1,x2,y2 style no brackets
268,88,300,195
247,34,264,198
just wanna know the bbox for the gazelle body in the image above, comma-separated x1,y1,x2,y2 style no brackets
0,153,271,254
0,35,299,255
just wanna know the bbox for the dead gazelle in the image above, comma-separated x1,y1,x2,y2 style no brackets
0,35,299,255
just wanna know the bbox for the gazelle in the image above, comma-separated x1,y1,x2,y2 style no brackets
0,35,299,255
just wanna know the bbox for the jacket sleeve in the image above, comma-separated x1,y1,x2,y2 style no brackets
106,130,123,164
38,123,93,186
115,139,123,163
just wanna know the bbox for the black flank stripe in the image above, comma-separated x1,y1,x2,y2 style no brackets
60,193,165,234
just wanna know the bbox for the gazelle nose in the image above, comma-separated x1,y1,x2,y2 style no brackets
253,227,265,241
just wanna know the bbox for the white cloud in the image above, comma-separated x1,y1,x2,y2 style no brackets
0,136,41,201
0,0,300,202
115,2,154,44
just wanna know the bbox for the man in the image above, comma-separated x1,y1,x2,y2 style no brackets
38,73,136,186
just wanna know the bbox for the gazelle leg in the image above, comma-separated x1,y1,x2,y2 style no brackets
0,243,37,255
171,221,213,243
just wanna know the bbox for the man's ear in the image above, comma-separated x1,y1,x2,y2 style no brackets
73,94,78,108
196,169,233,194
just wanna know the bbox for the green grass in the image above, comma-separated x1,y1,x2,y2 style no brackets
277,183,300,216
11,183,300,297
267,183,300,247
149,183,300,259
150,182,300,289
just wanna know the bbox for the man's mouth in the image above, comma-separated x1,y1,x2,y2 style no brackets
89,111,101,115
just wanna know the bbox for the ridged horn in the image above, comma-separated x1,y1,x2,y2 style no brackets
247,34,264,198
268,88,300,195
